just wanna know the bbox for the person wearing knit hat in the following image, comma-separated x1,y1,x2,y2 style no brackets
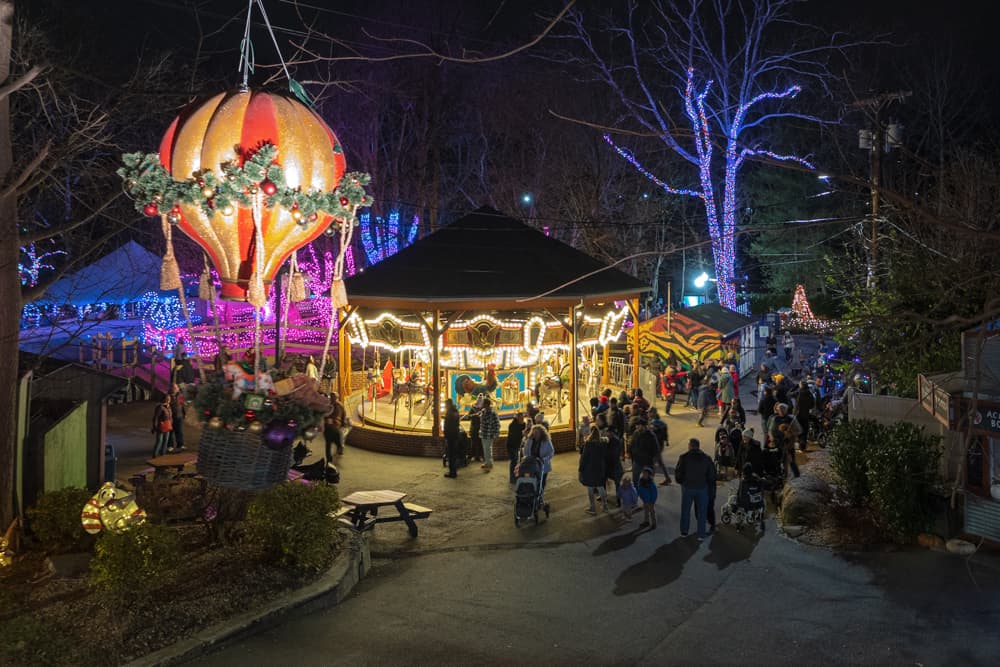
740,428,763,474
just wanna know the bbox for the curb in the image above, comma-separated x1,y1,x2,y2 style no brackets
127,529,371,667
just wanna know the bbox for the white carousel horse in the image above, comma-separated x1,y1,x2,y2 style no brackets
224,361,276,398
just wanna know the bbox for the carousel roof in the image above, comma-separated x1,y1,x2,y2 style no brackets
344,207,647,309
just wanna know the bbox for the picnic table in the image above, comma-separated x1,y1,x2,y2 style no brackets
336,489,432,537
146,452,198,480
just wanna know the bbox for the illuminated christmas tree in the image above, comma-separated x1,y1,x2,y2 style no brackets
791,284,815,321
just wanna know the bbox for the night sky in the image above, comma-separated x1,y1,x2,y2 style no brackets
22,0,998,111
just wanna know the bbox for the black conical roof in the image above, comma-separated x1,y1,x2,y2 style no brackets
344,207,647,309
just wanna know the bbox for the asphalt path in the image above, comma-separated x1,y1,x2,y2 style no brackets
191,475,1000,667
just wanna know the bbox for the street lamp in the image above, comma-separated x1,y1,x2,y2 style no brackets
693,272,711,288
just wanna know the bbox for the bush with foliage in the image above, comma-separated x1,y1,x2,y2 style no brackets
829,418,942,542
829,419,886,504
26,487,95,553
866,422,942,542
90,523,181,601
244,482,342,571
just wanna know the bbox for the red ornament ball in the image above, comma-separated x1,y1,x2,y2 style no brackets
339,196,349,207
261,179,277,196
143,203,159,216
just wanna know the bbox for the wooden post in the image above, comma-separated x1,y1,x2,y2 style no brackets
569,305,579,449
601,341,610,387
338,308,352,400
629,297,640,389
431,309,441,444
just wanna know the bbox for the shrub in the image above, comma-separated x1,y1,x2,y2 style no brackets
26,487,95,553
829,419,885,505
867,422,942,542
90,523,182,601
244,483,342,571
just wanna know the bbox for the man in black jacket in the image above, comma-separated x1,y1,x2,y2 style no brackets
675,438,716,540
628,419,658,484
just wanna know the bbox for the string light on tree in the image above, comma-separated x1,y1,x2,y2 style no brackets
605,67,813,310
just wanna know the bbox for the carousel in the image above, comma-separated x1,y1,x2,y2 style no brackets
336,207,647,456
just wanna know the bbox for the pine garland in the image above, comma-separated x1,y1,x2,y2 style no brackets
117,142,371,225
194,370,325,436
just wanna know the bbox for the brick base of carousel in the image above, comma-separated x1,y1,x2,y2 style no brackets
345,422,577,458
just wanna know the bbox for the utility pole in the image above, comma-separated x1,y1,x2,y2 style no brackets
854,91,910,288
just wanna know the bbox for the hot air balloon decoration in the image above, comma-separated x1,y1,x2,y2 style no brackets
118,89,370,309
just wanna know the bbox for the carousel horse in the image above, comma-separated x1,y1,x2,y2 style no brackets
392,378,430,405
500,374,522,406
224,361,275,398
453,364,498,401
536,364,570,410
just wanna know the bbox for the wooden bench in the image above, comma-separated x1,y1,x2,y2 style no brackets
402,503,433,520
332,505,377,531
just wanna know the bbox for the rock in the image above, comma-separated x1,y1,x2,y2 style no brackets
783,525,805,538
780,474,832,526
46,552,92,578
946,538,975,556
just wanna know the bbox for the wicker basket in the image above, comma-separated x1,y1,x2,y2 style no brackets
197,428,292,491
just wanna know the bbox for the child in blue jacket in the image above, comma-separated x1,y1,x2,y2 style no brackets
636,466,658,528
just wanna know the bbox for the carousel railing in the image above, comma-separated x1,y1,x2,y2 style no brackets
608,358,632,390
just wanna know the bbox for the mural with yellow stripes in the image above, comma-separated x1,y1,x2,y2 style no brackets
637,313,727,370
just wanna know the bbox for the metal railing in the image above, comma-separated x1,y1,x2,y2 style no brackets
608,358,632,390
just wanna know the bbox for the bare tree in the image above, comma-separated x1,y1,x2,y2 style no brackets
558,0,865,309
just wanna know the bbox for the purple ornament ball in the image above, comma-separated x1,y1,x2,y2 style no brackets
262,419,296,450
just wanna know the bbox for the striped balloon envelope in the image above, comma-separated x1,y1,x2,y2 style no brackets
158,90,348,301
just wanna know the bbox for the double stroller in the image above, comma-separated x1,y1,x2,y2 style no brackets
513,456,550,526
721,466,766,532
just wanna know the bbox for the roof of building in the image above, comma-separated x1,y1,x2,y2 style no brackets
678,303,755,336
38,240,172,305
343,207,647,309
29,361,128,401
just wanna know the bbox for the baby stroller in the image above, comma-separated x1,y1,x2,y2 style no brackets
720,471,766,532
513,456,550,526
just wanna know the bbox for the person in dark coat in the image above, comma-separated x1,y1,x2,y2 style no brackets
648,407,672,485
696,379,715,427
506,412,527,483
675,437,717,539
579,429,608,514
467,403,483,462
739,428,763,475
599,414,624,506
607,398,625,439
628,419,658,482
443,399,461,478
793,381,815,452
757,386,777,439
